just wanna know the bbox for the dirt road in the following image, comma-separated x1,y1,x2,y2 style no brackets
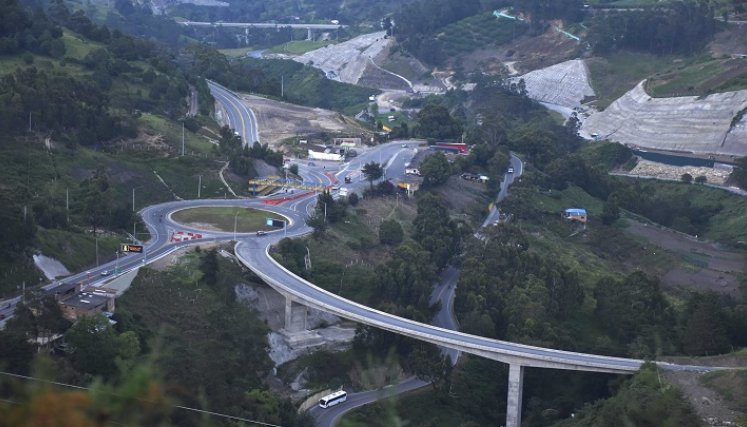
238,94,369,146
624,219,745,295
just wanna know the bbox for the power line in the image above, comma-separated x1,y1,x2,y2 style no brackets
0,370,285,427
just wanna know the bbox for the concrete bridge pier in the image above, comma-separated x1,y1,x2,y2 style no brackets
307,27,313,40
506,364,525,427
283,296,307,332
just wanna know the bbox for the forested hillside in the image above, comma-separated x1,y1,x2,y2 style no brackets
0,247,314,426
170,0,415,27
183,44,373,114
312,77,747,425
0,0,216,295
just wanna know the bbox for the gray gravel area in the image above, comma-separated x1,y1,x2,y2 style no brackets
512,59,595,110
581,81,747,157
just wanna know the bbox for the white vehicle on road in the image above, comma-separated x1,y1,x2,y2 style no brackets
319,390,347,408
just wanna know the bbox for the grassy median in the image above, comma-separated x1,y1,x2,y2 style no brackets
171,206,285,233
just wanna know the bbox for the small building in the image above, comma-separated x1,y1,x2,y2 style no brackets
59,289,116,320
333,137,361,147
397,176,421,195
564,208,588,223
307,144,343,162
48,282,81,301
433,142,469,155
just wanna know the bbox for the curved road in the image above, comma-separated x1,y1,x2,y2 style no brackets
205,85,724,373
208,80,260,145
0,86,728,423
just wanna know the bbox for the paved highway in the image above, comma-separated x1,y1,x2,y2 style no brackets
0,85,726,422
309,376,428,426
235,219,652,374
483,153,523,227
308,259,463,426
208,80,260,146
180,21,347,30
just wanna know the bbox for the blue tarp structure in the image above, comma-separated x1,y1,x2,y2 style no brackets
564,208,587,223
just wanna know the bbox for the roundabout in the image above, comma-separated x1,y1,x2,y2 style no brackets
170,206,286,233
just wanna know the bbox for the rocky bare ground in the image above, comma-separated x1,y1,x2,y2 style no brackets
237,94,369,147
626,160,733,185
511,59,595,112
581,81,747,158
294,31,411,90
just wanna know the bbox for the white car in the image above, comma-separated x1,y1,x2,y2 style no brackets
508,167,514,174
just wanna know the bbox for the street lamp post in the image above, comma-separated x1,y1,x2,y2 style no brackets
233,211,239,241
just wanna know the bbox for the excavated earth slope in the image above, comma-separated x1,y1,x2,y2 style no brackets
581,81,747,157
294,31,409,90
512,59,595,109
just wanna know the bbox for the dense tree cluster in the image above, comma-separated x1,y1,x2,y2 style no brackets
731,156,747,190
396,0,483,64
543,154,726,238
73,167,133,234
378,219,404,245
456,224,584,347
0,0,64,56
0,0,192,142
171,0,408,31
0,66,122,144
589,2,717,55
183,44,371,113
418,152,452,187
107,0,185,47
215,126,283,177
414,104,463,140
510,0,585,25
555,363,699,427
412,193,462,269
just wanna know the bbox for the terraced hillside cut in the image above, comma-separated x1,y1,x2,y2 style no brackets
581,81,747,158
294,31,410,90
436,12,525,59
512,59,595,111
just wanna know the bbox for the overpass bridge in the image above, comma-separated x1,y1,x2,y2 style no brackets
232,219,719,427
204,83,726,427
179,20,347,40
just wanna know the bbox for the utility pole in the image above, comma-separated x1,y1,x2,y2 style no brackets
281,75,284,98
181,121,185,156
233,211,239,241
66,188,69,224
95,234,99,267
198,175,202,198
132,188,135,212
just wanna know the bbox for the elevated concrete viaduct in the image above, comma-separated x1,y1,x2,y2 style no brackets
235,239,662,427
